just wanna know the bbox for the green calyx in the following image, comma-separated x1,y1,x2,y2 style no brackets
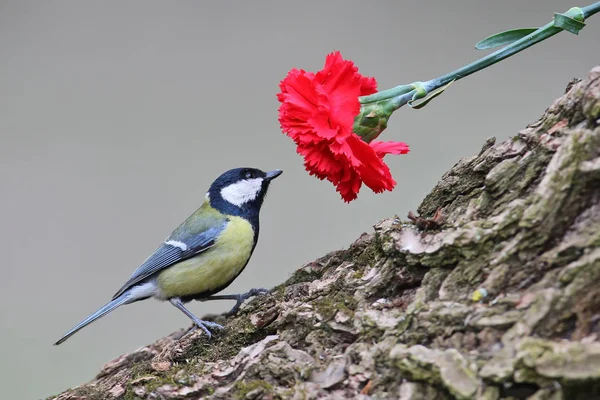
353,99,396,143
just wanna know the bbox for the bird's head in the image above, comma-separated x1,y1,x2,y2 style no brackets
207,167,283,214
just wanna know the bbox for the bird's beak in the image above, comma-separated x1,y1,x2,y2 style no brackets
265,169,283,181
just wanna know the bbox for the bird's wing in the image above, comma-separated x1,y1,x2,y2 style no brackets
111,221,227,299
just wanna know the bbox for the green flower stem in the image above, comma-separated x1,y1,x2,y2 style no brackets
359,2,600,109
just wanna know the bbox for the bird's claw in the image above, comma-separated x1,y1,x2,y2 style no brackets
201,320,224,330
247,288,270,296
184,320,224,340
226,287,270,316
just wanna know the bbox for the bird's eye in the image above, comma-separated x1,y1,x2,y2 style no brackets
245,171,253,179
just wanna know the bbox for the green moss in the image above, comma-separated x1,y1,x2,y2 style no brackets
183,316,275,363
357,311,388,342
395,313,413,335
141,376,169,393
362,324,387,343
56,386,107,400
540,113,560,132
583,96,600,120
124,371,172,398
485,158,522,196
122,389,145,400
122,359,214,399
518,153,550,191
352,269,365,279
273,283,287,297
285,267,323,286
279,388,297,398
125,361,176,395
129,360,155,380
355,242,383,266
313,291,357,321
410,269,451,308
232,379,274,399
310,274,359,323
519,130,585,235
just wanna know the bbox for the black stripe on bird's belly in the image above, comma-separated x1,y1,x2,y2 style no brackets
179,213,260,302
175,204,261,303
210,195,261,244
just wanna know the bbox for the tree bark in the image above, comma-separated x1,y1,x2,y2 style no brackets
50,66,600,400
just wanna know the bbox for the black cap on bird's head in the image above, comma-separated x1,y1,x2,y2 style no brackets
207,167,282,214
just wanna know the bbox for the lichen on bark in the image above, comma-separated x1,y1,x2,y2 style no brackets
50,66,600,400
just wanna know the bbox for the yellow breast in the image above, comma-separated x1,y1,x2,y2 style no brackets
156,216,255,298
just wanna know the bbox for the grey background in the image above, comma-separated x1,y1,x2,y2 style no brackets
0,1,597,398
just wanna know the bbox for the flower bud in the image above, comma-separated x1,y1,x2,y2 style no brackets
352,99,396,143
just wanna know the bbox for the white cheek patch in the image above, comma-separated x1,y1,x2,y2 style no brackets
220,178,263,207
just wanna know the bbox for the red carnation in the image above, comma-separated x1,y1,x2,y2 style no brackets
277,52,409,202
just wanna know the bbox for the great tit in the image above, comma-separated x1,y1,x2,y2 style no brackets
54,167,282,345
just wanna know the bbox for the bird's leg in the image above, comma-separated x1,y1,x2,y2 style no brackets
169,297,223,339
202,288,270,316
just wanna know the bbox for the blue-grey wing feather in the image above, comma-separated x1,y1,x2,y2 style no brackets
112,222,227,299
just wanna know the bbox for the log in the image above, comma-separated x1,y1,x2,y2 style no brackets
50,66,600,400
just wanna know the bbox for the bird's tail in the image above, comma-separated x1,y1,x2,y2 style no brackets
54,293,130,345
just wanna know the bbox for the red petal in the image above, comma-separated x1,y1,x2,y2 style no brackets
277,51,407,202
315,52,364,132
369,141,410,158
359,76,378,96
346,135,396,193
336,169,361,202
298,143,343,183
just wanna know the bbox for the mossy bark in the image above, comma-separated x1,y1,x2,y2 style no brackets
50,66,600,400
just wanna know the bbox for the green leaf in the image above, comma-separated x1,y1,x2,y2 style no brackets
554,12,586,34
475,28,539,50
408,80,455,109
